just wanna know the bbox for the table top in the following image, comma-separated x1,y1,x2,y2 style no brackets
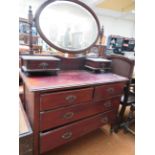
20,70,128,92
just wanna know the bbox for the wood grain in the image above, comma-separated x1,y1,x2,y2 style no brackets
40,111,114,154
20,70,128,155
20,70,128,92
94,83,125,102
40,87,93,111
40,97,120,131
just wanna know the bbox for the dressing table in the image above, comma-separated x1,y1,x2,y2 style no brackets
20,0,128,154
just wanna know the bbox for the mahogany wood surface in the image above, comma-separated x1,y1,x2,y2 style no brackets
24,86,40,155
20,70,128,92
55,56,86,70
40,111,114,154
94,83,124,102
25,86,35,128
23,59,60,70
40,97,120,131
33,92,41,155
85,58,111,69
40,87,93,111
21,70,128,155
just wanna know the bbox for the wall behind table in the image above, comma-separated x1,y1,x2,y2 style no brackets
97,15,135,44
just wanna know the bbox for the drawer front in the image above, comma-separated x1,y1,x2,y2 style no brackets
26,60,59,70
40,111,114,154
40,88,93,111
86,60,111,69
94,83,124,102
40,98,120,131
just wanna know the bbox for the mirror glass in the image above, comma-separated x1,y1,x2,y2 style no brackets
36,0,99,53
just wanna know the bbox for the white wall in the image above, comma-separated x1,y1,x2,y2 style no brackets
97,14,135,43
19,0,44,19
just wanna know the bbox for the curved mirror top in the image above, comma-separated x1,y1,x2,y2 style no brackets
35,0,100,53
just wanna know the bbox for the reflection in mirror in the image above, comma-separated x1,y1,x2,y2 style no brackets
37,0,99,52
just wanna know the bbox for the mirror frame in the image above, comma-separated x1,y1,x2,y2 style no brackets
34,0,100,54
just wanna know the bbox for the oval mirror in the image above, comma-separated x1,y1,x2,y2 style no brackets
35,0,100,53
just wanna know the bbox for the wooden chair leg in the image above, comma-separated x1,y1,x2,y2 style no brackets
110,123,119,133
119,105,126,123
123,104,135,135
110,113,120,133
110,105,127,133
110,105,128,133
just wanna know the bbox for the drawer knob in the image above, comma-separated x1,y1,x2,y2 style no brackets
107,87,114,94
39,62,49,69
63,112,74,119
100,116,108,124
104,101,112,107
65,95,77,103
61,131,72,140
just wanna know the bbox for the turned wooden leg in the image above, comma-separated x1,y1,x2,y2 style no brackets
119,105,126,123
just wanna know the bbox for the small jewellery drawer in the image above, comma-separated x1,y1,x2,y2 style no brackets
40,111,114,154
21,55,60,71
26,60,59,70
40,98,120,131
40,88,93,111
94,83,124,102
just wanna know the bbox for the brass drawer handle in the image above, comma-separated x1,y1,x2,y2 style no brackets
65,95,77,103
104,101,112,107
100,116,108,124
63,112,74,119
39,62,49,69
107,87,114,94
61,131,72,140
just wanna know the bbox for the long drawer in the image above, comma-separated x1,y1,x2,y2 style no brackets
40,97,120,131
40,110,114,154
40,88,93,111
94,83,124,102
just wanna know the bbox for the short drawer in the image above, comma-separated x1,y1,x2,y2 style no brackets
40,98,120,131
23,59,60,70
40,111,114,154
40,88,93,111
94,83,124,102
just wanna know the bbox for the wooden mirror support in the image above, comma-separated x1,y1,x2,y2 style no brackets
28,6,33,55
